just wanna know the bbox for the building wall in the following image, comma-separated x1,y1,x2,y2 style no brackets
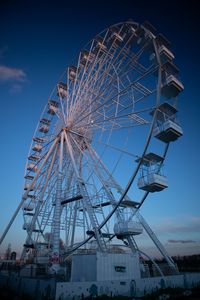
56,280,130,299
1,271,200,300
71,253,97,282
97,252,141,281
71,252,141,283
56,273,200,300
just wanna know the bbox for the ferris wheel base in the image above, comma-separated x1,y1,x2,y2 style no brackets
1,250,200,299
55,272,200,299
1,271,200,300
71,252,141,282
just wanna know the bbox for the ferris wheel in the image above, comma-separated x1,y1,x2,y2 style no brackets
0,20,183,274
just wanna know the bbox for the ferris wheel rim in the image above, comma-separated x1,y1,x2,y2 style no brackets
22,20,173,258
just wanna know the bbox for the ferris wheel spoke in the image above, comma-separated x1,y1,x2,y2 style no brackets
69,137,111,234
88,71,156,122
22,143,59,255
50,131,65,269
28,161,56,203
97,141,139,158
69,62,132,127
36,144,58,216
70,40,97,112
63,130,107,251
85,146,131,224
71,66,123,125
76,106,153,131
69,29,152,124
32,152,63,241
70,25,126,107
70,133,126,224
23,136,59,201
69,60,114,123
87,144,139,207
56,85,69,127
68,202,76,247
72,64,158,129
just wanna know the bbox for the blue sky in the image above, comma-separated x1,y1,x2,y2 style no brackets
0,0,199,257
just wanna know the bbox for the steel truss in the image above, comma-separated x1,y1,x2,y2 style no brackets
0,21,183,276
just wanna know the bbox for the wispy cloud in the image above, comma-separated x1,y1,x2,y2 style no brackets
0,65,27,83
9,84,23,94
135,215,200,257
168,239,197,244
153,215,200,234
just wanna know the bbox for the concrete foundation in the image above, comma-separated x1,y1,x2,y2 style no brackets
56,273,200,299
0,272,200,299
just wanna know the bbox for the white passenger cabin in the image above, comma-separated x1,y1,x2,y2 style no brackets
152,102,183,142
57,82,68,98
48,100,59,115
158,45,174,62
111,31,124,45
32,144,42,152
80,49,94,66
28,155,40,162
162,75,184,98
160,60,184,98
27,163,37,172
39,118,50,133
114,221,143,237
68,66,77,82
137,153,168,192
24,175,34,180
23,201,35,211
93,36,107,55
39,125,49,133
24,184,34,191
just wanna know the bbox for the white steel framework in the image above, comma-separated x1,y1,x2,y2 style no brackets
0,20,183,276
